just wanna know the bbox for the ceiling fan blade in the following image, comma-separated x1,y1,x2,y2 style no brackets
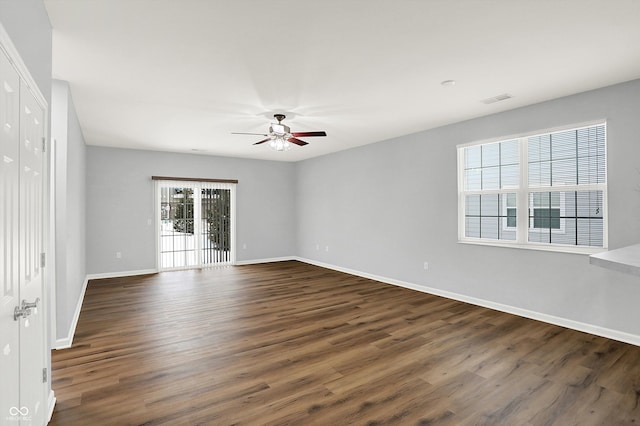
288,137,309,146
232,132,269,136
253,138,271,145
291,131,327,137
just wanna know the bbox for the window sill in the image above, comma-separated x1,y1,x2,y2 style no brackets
590,244,640,277
458,238,607,255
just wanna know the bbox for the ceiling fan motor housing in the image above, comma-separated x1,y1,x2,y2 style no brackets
269,123,291,137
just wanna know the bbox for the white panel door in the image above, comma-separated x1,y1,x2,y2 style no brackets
0,44,21,422
0,45,47,424
18,78,46,425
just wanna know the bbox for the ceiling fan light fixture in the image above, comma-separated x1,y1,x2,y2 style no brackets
269,136,291,151
232,113,325,151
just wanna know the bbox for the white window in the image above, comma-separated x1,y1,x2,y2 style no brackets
457,122,607,253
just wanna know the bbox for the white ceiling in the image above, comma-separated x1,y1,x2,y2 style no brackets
45,0,640,162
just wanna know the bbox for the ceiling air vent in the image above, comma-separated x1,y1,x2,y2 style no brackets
482,93,512,104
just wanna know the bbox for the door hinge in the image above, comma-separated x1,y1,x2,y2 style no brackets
42,367,47,383
42,137,46,153
40,252,46,268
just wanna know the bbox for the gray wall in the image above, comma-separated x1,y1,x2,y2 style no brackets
296,79,640,337
52,80,86,341
86,148,296,274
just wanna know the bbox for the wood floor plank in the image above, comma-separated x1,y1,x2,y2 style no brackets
49,261,640,425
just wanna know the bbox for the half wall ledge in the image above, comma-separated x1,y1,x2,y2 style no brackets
590,244,640,278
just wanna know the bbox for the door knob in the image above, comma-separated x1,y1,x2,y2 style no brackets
22,298,40,309
13,306,31,321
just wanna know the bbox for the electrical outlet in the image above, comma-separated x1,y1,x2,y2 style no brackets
325,246,329,252
423,261,429,270
116,252,122,259
242,243,247,249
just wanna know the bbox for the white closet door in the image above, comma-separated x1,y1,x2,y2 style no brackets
0,45,21,422
18,78,47,425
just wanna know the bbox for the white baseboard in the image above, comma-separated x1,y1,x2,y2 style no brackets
86,268,158,280
47,390,56,422
56,259,640,347
54,269,157,349
235,256,295,266
54,275,89,350
294,257,640,347
53,263,282,349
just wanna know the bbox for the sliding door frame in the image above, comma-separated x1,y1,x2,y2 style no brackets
153,177,237,271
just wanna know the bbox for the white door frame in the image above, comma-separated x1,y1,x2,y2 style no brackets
0,21,55,424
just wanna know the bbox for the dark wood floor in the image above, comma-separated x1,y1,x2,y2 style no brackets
50,261,640,425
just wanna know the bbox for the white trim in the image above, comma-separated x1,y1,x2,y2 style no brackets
518,134,528,243
47,390,56,423
235,256,295,266
294,257,640,347
48,139,57,349
155,179,160,271
54,259,640,350
457,239,605,255
86,269,158,280
54,262,288,348
54,276,89,349
55,269,158,349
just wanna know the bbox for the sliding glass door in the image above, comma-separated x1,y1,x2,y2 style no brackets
156,180,235,270
201,187,233,264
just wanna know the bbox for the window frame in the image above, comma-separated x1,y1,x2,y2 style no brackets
457,120,608,254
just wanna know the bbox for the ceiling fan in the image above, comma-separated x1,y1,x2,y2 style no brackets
232,114,327,151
